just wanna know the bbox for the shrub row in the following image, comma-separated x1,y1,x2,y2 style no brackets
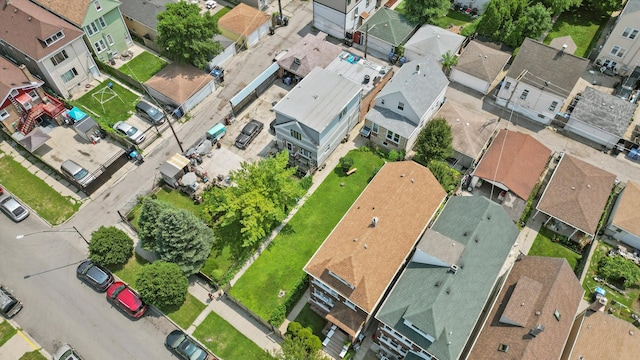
268,275,309,326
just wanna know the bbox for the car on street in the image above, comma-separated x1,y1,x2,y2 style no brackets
61,160,94,187
106,281,148,319
205,0,217,9
53,344,84,360
235,119,263,149
113,121,146,144
0,194,29,222
76,260,114,292
136,101,166,125
165,330,216,360
0,285,23,318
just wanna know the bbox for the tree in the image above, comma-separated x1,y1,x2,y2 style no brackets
202,151,304,254
583,0,623,14
155,207,215,275
597,255,640,288
88,226,134,266
440,50,458,76
261,322,324,360
413,117,453,166
476,0,528,42
339,156,354,173
504,4,552,47
156,1,222,69
135,261,189,308
403,0,450,25
427,160,462,193
540,0,581,14
138,198,172,250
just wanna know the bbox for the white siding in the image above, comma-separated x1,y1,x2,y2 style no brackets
39,37,98,98
564,119,620,149
450,68,490,94
182,80,215,113
496,78,563,125
313,3,346,39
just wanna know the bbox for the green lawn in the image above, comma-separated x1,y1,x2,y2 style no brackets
118,52,167,83
193,311,267,360
108,252,149,285
543,7,610,58
212,7,231,23
528,228,582,271
0,320,17,347
162,293,207,329
433,9,474,28
19,351,48,360
293,303,326,339
0,154,80,225
71,80,139,129
229,149,385,321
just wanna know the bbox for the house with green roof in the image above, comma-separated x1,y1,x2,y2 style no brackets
353,7,418,61
374,196,519,360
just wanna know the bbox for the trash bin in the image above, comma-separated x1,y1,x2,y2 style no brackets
269,26,275,35
283,17,289,26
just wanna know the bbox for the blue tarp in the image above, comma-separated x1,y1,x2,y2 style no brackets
595,287,606,296
67,107,87,122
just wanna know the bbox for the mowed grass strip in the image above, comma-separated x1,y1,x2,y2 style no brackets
193,311,267,359
162,293,207,329
118,52,168,83
543,7,610,58
229,150,385,320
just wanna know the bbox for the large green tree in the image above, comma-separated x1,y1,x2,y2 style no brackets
540,0,581,14
135,261,189,308
504,4,552,47
403,0,449,25
260,323,324,360
427,160,462,193
88,226,134,266
597,255,640,288
583,0,623,14
155,207,215,275
156,1,222,69
138,198,172,250
202,151,304,255
476,0,527,42
413,117,453,166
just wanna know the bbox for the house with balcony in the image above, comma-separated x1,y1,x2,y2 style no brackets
0,56,66,138
374,196,519,360
605,181,640,249
304,161,447,344
595,0,640,75
0,0,99,99
32,0,132,63
312,0,379,40
495,38,588,125
363,56,448,153
272,67,361,174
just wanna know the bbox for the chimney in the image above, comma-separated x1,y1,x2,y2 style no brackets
589,297,607,312
529,324,545,337
449,264,458,274
371,217,378,227
18,65,48,102
416,64,421,73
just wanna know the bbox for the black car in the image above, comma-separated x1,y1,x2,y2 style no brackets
165,330,215,360
0,285,22,318
235,119,264,149
76,260,114,292
135,101,166,125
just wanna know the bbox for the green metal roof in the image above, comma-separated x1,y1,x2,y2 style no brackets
357,7,418,47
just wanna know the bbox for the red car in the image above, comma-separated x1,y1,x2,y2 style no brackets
106,281,148,319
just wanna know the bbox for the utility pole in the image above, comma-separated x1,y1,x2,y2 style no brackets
166,116,184,153
364,24,369,59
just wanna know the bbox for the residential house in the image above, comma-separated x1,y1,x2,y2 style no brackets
363,56,448,153
450,40,511,95
241,0,272,11
272,67,361,174
375,196,519,360
277,32,343,79
119,0,173,52
495,38,589,125
605,181,640,249
143,63,216,114
564,87,637,149
311,0,378,40
304,161,447,342
0,56,66,136
31,0,132,63
353,7,418,61
434,101,499,170
0,0,99,99
595,0,640,75
403,25,464,62
217,3,270,49
467,256,584,360
535,154,617,242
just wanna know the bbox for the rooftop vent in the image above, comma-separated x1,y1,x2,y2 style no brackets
293,57,301,65
372,217,379,227
498,344,509,353
416,64,421,73
450,264,458,274
529,324,545,337
364,243,368,249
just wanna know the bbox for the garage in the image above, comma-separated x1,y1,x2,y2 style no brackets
144,63,216,114
450,40,511,95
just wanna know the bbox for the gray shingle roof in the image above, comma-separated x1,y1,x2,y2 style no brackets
376,196,519,360
570,87,636,137
357,7,417,47
119,0,174,30
404,25,465,59
454,40,511,83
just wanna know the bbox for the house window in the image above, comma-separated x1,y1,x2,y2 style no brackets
10,89,19,97
339,107,347,119
300,148,311,158
328,270,354,289
286,142,294,152
603,59,618,69
386,130,400,143
498,344,509,352
504,81,511,90
98,16,107,28
520,90,529,100
28,90,39,100
397,102,404,111
344,300,356,310
610,46,626,58
85,22,99,36
44,31,65,46
0,109,9,120
94,39,107,53
372,122,379,134
548,101,558,111
61,68,79,83
50,49,69,66
366,0,370,6
622,27,639,39
106,34,114,46
290,129,302,141
94,0,102,11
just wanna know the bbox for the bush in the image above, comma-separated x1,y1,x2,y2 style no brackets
299,176,313,191
88,226,134,266
339,157,354,173
269,275,309,326
135,261,189,308
387,150,404,162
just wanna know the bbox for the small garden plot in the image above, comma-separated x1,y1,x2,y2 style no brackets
72,80,139,129
118,52,168,83
528,227,583,271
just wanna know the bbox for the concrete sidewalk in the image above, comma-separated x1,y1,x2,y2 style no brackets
0,319,51,360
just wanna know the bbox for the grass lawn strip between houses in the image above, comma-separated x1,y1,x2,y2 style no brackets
19,351,48,360
0,154,79,225
293,303,327,339
118,52,168,83
528,228,582,271
71,80,139,129
543,7,610,58
193,311,266,359
229,149,385,321
0,320,17,347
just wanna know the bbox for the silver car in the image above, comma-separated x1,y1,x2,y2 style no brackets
113,121,146,144
61,160,94,187
0,194,29,222
53,344,84,360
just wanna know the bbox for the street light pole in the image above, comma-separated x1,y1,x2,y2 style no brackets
16,227,90,245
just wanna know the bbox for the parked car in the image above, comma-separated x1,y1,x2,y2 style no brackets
165,330,216,360
106,281,148,319
235,119,263,149
0,285,23,318
53,344,84,360
61,160,94,187
76,260,114,292
135,101,166,125
113,121,146,144
205,0,217,9
0,194,29,222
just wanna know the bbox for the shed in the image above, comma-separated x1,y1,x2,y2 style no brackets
159,153,191,188
73,117,100,143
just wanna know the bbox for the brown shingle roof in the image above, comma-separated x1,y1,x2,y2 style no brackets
537,155,616,235
304,161,446,313
564,311,640,360
468,256,583,360
0,56,40,101
454,40,511,83
144,63,214,104
217,3,270,37
474,129,552,199
31,0,91,26
0,0,84,61
610,181,640,236
277,32,343,78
